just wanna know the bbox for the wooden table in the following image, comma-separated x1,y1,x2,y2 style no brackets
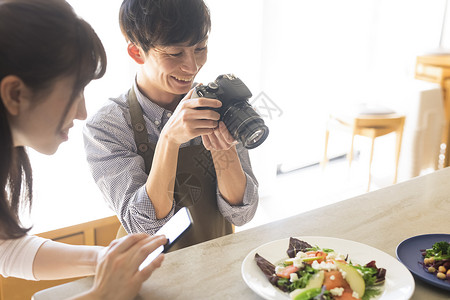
33,168,450,300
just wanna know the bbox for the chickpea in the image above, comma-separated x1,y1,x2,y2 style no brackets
428,266,436,273
424,257,435,265
438,266,447,273
437,272,446,280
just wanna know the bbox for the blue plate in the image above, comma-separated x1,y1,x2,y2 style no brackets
396,233,450,291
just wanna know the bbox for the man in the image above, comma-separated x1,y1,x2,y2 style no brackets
84,0,259,250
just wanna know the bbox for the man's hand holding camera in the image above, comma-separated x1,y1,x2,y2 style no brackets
202,121,238,151
161,88,223,146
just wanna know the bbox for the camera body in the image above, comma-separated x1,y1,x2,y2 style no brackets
192,74,269,149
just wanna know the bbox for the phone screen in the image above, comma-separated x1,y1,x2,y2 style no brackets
138,207,193,271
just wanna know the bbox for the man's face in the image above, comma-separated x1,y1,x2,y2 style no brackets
141,39,208,101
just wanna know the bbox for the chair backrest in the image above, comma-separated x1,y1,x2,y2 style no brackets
402,86,445,176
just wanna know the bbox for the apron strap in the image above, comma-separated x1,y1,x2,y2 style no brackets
125,86,233,246
128,87,152,174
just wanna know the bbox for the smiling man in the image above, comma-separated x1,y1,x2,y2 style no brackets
83,0,259,251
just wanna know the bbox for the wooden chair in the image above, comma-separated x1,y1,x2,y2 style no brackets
322,105,406,191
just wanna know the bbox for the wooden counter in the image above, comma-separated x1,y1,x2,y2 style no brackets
33,168,450,299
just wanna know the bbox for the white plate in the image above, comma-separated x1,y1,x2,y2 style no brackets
241,236,415,300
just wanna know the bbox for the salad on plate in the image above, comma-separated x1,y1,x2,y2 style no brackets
420,241,450,282
255,237,386,300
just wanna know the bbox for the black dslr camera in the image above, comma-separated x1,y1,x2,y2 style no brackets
192,74,269,149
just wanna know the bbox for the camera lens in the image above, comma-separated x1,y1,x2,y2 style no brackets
221,101,269,149
238,119,269,149
247,129,265,147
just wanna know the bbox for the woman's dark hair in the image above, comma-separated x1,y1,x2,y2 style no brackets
119,0,211,53
0,0,107,239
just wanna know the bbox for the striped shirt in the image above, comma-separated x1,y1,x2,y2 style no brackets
83,82,259,235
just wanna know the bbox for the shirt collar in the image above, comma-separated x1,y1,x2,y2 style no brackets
132,79,166,124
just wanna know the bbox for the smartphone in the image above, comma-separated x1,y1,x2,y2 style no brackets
139,207,193,270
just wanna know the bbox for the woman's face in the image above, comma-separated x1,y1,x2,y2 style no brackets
10,76,87,155
139,39,208,102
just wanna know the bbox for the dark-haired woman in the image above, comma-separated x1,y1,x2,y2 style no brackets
0,0,165,298
84,0,259,250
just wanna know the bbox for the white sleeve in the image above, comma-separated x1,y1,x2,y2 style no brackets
0,235,49,281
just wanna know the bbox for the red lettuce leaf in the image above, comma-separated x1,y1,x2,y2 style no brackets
287,237,312,258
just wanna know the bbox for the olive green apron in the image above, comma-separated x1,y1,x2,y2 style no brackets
117,87,233,250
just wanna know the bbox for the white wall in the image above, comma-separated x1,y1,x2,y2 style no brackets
259,0,445,166
25,0,448,229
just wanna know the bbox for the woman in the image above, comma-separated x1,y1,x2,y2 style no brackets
0,0,166,299
83,0,259,249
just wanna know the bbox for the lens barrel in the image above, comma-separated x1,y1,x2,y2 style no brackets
221,101,269,149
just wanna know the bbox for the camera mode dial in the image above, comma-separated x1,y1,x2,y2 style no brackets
206,82,219,93
195,84,217,99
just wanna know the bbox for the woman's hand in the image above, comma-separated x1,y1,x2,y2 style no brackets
202,121,237,151
80,234,167,300
161,88,223,146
